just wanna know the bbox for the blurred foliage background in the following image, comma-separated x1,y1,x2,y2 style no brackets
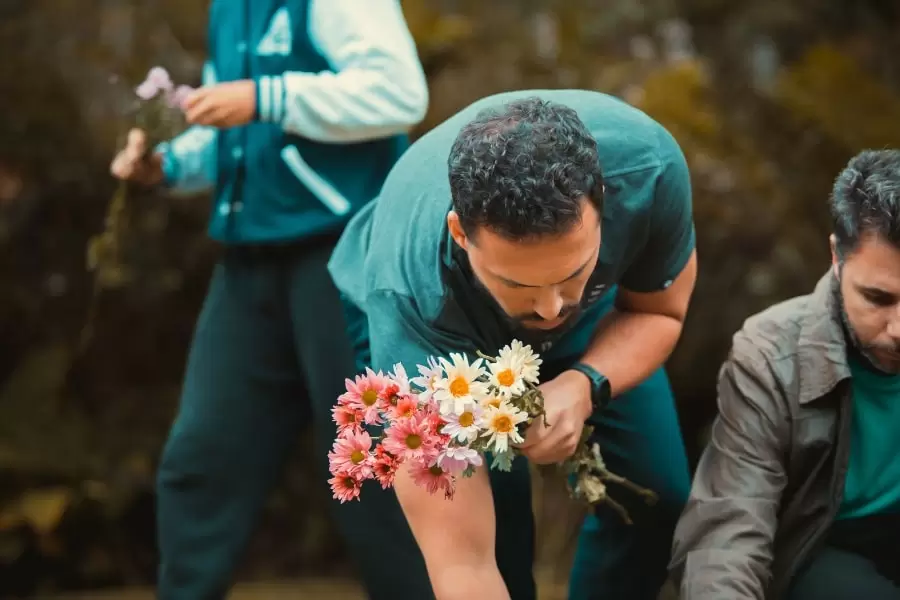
1,0,899,596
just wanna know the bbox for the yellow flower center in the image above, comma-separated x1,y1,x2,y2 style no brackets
449,376,470,398
405,434,422,449
350,450,365,464
496,368,516,387
458,411,475,428
429,465,444,476
491,414,514,434
361,389,378,406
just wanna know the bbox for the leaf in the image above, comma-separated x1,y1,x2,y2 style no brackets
490,451,513,472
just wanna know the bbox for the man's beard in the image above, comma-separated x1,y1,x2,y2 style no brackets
506,304,584,348
469,272,583,347
834,269,900,375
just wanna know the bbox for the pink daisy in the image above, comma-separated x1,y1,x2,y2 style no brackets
372,445,399,489
382,413,440,463
327,430,374,479
331,404,363,436
380,381,402,408
341,368,388,425
387,394,419,421
329,470,363,503
422,403,452,447
167,84,194,110
437,445,483,475
409,459,456,500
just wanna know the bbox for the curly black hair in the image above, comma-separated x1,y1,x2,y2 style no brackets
448,97,604,242
832,149,900,257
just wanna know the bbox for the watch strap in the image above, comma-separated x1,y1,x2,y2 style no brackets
569,362,612,412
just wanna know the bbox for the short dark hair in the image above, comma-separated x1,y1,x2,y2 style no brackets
831,149,900,257
447,97,604,242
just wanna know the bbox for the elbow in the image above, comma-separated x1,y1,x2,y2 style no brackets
384,68,429,131
403,74,429,127
381,56,430,129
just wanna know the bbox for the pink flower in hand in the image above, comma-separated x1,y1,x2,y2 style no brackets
382,412,441,464
328,470,363,503
341,368,389,426
387,394,419,421
328,430,374,479
409,458,456,499
135,80,159,100
135,66,174,100
146,66,173,91
332,404,364,437
168,84,194,110
372,445,399,489
436,445,482,476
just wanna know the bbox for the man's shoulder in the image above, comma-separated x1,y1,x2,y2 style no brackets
727,281,835,396
732,294,813,362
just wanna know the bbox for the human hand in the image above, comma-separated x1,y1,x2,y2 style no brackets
183,80,257,128
109,128,164,186
517,369,593,465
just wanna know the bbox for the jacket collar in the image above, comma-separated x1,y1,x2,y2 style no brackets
797,271,853,404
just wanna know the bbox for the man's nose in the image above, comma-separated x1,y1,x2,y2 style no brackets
887,309,900,343
532,289,564,321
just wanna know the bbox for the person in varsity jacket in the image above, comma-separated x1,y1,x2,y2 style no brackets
109,1,429,598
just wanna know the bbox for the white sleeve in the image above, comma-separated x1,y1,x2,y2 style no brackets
255,0,429,143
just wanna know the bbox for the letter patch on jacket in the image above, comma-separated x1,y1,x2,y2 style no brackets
256,7,292,56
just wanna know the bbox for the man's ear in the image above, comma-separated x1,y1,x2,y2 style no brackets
830,234,840,278
447,211,470,250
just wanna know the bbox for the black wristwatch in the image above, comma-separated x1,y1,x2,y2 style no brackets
568,362,612,413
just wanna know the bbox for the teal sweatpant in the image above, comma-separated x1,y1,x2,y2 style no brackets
155,239,434,600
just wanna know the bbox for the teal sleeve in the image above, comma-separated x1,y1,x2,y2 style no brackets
156,61,219,194
365,291,478,375
619,129,696,293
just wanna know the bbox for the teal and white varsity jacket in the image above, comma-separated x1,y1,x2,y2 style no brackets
159,0,428,244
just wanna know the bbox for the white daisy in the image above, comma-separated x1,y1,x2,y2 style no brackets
488,353,527,399
388,362,411,395
410,356,442,401
433,353,488,415
499,340,542,385
481,400,529,454
441,402,485,444
479,392,503,411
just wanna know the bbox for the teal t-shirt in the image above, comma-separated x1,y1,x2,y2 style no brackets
327,89,696,375
837,356,900,520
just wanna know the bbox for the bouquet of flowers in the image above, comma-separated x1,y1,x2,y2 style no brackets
78,67,194,353
327,340,658,524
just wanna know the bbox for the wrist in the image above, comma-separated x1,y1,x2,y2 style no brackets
565,368,594,420
255,75,285,123
567,362,612,416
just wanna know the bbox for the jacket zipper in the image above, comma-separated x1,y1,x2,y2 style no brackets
775,385,852,599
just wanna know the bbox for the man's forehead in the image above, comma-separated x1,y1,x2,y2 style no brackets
846,235,900,286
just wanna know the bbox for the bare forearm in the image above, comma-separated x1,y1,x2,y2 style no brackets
580,309,683,397
394,466,508,599
430,564,510,600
